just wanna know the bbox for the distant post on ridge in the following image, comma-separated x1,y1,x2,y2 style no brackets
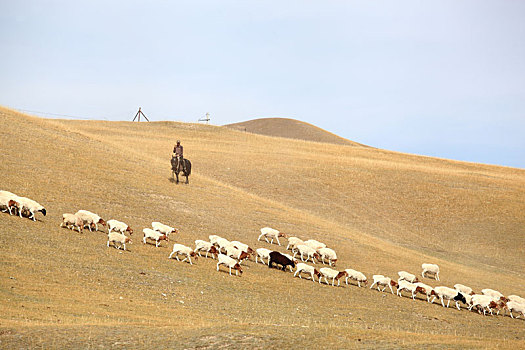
198,112,210,124
132,107,150,122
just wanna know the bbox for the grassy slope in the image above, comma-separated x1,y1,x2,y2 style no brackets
0,106,524,348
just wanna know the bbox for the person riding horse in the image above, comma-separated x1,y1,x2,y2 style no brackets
173,140,185,172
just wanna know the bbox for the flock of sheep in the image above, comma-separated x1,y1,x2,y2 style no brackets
2,189,525,320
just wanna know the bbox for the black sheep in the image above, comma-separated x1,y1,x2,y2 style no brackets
269,251,295,271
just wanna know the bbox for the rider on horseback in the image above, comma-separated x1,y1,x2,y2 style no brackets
173,140,184,171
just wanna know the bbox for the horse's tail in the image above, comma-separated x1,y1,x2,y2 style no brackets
184,159,192,175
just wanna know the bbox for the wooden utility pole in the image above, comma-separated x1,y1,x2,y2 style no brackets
132,107,150,122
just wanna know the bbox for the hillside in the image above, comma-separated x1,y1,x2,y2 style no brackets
224,117,364,146
1,106,524,348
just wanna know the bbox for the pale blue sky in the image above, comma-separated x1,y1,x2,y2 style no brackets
1,1,524,168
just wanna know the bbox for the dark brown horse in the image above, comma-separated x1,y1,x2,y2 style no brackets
171,156,192,184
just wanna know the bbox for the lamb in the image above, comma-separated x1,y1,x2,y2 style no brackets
481,288,507,301
268,251,295,271
506,301,525,319
107,219,133,235
142,228,168,247
508,295,525,305
60,213,84,233
152,221,178,236
17,196,47,221
294,262,321,282
432,286,467,310
286,237,304,251
344,269,368,287
454,284,475,296
414,282,436,302
303,239,326,251
255,248,272,265
0,191,20,216
293,244,320,264
225,245,250,263
319,268,348,287
194,240,219,259
421,263,440,280
397,280,425,300
75,210,105,232
216,253,243,276
168,244,198,265
370,275,398,294
398,271,419,283
469,294,506,315
107,232,132,251
258,227,288,246
318,247,337,267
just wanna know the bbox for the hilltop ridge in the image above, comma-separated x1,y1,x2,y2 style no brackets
225,117,365,146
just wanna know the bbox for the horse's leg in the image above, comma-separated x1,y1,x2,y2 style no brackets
185,173,189,184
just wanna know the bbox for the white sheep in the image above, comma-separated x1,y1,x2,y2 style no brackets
169,244,198,265
225,245,250,263
370,275,398,294
286,237,304,251
344,269,368,287
230,240,255,258
194,240,219,258
107,232,132,251
215,237,233,253
432,286,467,310
506,301,525,319
17,196,47,221
107,219,133,235
303,239,326,251
143,228,168,247
319,268,348,286
454,284,474,296
293,244,319,264
318,247,337,266
398,271,419,283
255,248,272,265
216,254,243,276
258,227,288,246
294,262,320,282
469,294,505,316
75,210,105,232
152,221,178,236
209,234,223,246
481,288,506,301
397,280,424,300
0,191,20,216
414,282,436,302
508,295,525,305
421,263,440,280
60,213,84,233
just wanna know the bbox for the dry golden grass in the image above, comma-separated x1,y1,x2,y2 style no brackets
0,105,524,348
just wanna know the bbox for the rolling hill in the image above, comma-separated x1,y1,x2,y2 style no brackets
225,117,365,146
1,105,524,348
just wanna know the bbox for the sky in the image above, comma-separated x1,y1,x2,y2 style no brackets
1,1,524,168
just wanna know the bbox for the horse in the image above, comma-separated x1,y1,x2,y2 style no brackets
171,156,192,184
